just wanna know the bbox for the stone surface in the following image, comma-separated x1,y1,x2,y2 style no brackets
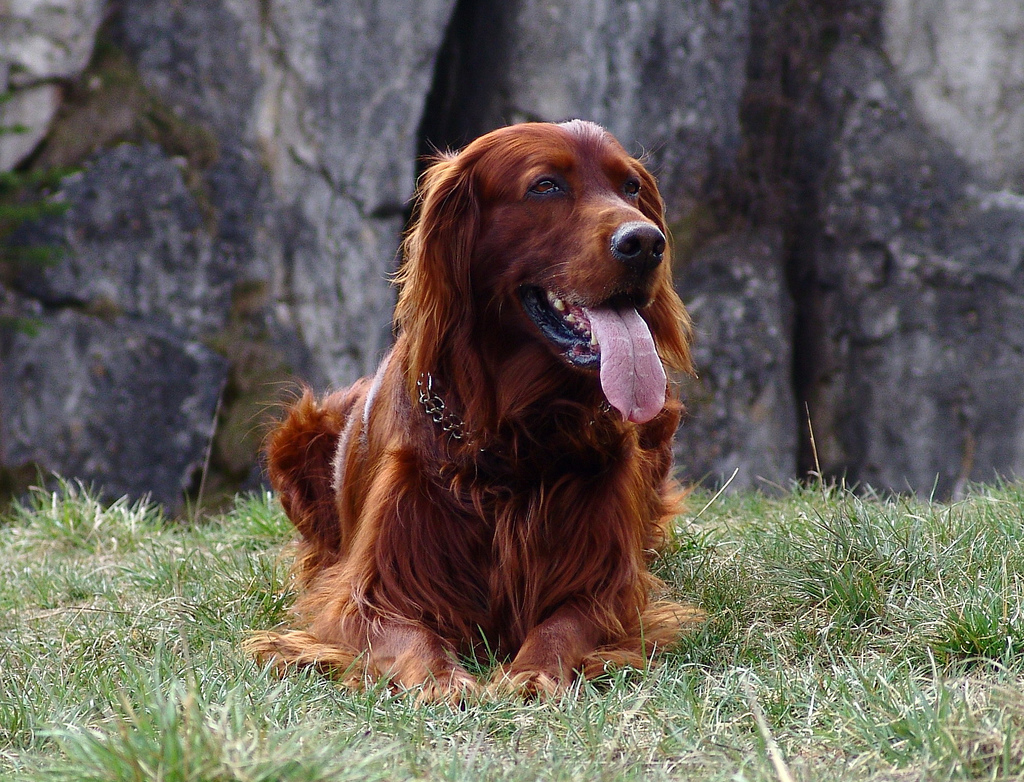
675,230,797,491
0,0,106,170
111,0,457,389
0,310,226,510
0,82,59,171
883,0,1024,186
252,0,458,387
4,0,1024,506
2,0,105,83
18,143,229,334
1,0,460,507
3,143,233,510
802,38,1024,497
423,0,749,223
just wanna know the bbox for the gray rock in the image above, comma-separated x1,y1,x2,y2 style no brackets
256,0,458,386
5,142,237,510
883,0,1024,187
0,0,105,85
0,83,60,171
18,143,228,335
675,230,797,491
423,0,749,222
2,0,461,507
0,311,226,511
7,0,1024,507
0,0,105,170
115,0,458,388
802,40,1024,497
115,0,263,147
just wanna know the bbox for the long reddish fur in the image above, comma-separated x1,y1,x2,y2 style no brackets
248,121,705,700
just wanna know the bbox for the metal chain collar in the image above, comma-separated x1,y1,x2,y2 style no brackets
416,372,617,440
416,372,464,440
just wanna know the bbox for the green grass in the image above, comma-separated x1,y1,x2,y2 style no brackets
3,478,1024,780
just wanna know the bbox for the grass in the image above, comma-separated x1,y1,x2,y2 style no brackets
2,478,1024,780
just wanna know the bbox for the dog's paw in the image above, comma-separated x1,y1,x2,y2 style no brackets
487,666,566,699
407,666,481,705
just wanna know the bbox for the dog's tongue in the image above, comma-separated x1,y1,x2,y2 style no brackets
584,306,666,424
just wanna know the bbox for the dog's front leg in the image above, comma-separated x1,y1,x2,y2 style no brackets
491,602,603,697
366,619,479,703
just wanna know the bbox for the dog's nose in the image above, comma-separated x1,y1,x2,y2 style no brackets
610,221,666,273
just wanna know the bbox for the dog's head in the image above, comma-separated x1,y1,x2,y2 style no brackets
396,120,692,427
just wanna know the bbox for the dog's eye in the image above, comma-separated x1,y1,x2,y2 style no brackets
623,178,641,197
528,178,561,196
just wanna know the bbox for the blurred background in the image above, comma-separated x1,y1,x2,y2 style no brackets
1,0,1022,513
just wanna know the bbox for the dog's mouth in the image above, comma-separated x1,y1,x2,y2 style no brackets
519,286,601,370
518,285,667,423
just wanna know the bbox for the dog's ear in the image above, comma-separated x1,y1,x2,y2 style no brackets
644,277,693,375
633,161,694,375
395,152,480,396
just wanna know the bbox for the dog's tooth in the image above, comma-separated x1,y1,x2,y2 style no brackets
590,332,598,346
565,313,576,324
553,298,566,312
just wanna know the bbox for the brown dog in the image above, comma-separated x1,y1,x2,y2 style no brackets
248,120,704,700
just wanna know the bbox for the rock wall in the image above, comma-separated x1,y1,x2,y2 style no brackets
0,0,106,169
1,0,456,510
1,0,1022,509
801,5,1024,497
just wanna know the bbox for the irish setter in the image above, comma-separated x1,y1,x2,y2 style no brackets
248,120,704,700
